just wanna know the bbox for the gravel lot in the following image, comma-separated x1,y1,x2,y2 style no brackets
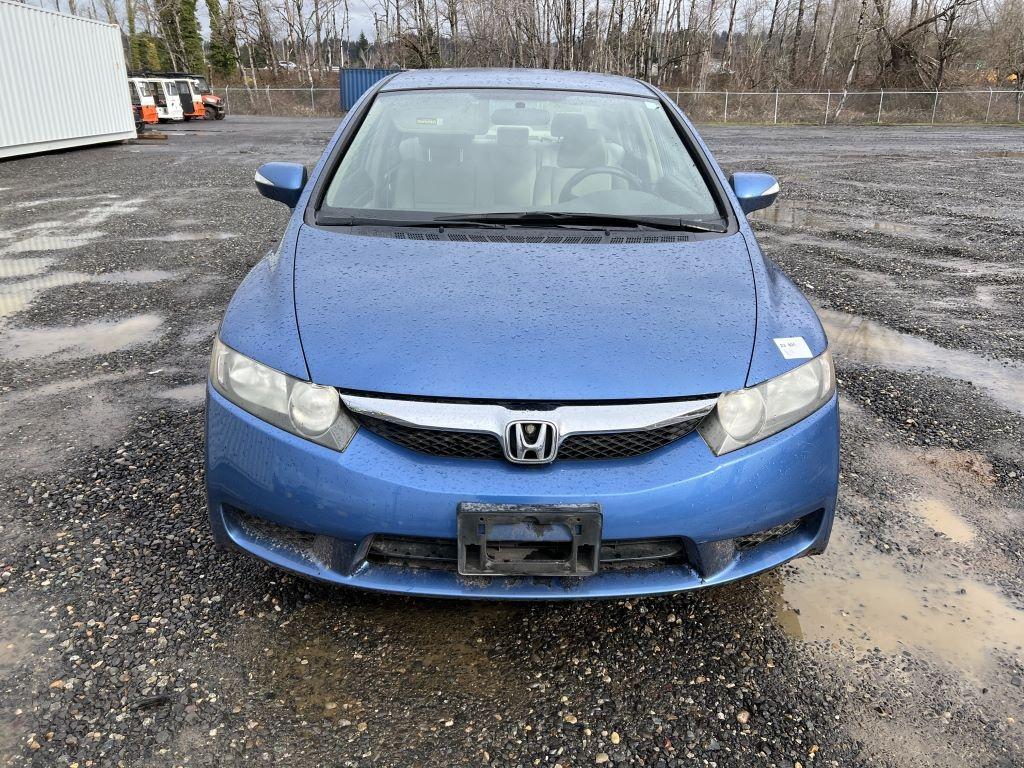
1,117,1021,767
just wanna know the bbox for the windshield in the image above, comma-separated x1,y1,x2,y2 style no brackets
321,89,720,223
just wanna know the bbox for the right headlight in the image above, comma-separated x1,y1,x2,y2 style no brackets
210,337,358,451
699,350,835,455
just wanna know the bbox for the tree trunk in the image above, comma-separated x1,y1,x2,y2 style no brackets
834,0,870,119
789,0,806,78
818,0,840,86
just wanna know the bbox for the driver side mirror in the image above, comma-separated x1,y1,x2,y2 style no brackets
255,162,308,208
729,172,779,214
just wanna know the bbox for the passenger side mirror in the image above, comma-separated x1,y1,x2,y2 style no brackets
255,162,308,208
729,172,780,214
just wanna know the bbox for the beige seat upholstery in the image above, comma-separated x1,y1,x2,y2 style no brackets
487,127,539,209
533,113,622,206
392,134,492,212
387,117,625,212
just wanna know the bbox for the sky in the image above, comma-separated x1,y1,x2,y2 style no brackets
27,0,379,42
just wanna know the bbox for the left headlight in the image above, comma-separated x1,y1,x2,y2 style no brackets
699,350,835,456
210,337,358,451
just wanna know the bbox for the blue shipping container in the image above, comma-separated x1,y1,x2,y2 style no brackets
340,68,399,111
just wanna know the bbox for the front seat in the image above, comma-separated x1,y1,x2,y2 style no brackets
534,113,621,206
488,126,539,209
392,133,487,212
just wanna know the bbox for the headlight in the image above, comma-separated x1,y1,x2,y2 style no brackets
210,337,357,451
699,350,835,455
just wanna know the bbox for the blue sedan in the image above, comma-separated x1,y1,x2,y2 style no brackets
205,68,838,599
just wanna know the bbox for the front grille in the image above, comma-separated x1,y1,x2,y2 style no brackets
358,415,505,459
735,518,803,551
559,420,698,460
234,507,317,551
366,535,690,571
367,535,458,569
357,415,699,462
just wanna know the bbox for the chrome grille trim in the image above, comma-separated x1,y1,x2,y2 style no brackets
341,394,717,457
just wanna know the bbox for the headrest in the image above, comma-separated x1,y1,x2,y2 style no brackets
557,128,606,168
550,112,589,138
398,137,421,160
496,126,529,148
418,133,471,163
491,107,550,127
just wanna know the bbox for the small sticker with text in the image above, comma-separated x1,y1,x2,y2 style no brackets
774,337,813,360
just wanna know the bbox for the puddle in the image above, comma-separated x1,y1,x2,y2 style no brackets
157,382,206,404
819,308,1024,415
181,320,218,348
0,607,37,672
0,198,144,254
778,520,1022,679
974,285,1001,309
9,193,120,210
925,256,1024,279
0,269,174,318
910,497,976,543
137,231,237,242
752,200,928,238
0,313,164,360
0,599,50,756
0,372,137,474
0,257,56,279
241,599,525,726
0,232,107,254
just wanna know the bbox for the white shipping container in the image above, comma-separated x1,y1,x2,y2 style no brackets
0,0,135,159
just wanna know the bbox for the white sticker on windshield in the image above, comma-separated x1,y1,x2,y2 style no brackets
774,337,813,360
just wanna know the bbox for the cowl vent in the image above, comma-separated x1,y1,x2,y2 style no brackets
349,228,694,244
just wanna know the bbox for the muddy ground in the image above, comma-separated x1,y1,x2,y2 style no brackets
0,118,1021,767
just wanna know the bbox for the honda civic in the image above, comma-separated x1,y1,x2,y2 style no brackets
205,68,839,599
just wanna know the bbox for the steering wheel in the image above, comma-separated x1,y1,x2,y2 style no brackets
559,166,645,203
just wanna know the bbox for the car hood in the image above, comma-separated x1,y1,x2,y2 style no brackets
293,226,756,400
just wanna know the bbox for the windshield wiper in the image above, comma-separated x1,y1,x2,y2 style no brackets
317,214,506,229
433,211,728,233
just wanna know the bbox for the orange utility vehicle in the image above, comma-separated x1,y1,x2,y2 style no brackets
128,78,159,126
174,78,206,120
151,72,226,120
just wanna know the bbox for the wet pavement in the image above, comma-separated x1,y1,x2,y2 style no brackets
0,118,1022,767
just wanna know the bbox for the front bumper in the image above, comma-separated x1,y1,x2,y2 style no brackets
205,385,839,599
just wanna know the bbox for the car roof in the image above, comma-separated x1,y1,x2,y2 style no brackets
379,68,655,97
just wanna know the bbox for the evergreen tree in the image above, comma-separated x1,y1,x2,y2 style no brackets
145,38,164,71
177,0,206,72
125,0,140,70
357,32,370,65
206,0,237,77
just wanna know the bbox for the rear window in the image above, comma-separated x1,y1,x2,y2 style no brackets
321,88,719,220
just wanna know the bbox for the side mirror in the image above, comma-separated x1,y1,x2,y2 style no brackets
255,162,308,208
730,172,779,214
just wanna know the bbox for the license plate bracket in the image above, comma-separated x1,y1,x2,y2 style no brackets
457,503,602,577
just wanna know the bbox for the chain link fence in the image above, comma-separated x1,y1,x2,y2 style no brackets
672,89,1024,125
213,87,340,118
214,86,1024,125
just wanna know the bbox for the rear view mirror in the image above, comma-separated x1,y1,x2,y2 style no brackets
255,162,308,208
729,172,780,214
